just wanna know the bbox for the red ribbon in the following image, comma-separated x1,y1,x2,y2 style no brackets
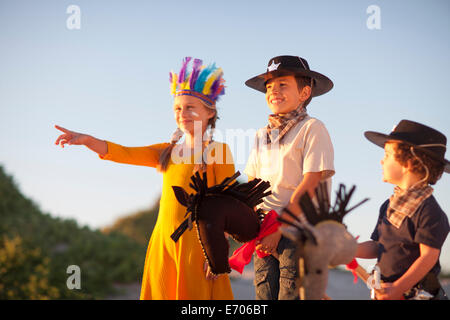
345,236,360,284
229,210,281,274
346,258,359,284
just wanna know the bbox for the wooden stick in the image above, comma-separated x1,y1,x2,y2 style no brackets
352,264,385,298
353,265,371,282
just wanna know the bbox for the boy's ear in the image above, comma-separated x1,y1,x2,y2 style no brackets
300,85,312,101
403,159,415,175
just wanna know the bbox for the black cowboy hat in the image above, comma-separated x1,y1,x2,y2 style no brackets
364,119,450,173
245,55,334,97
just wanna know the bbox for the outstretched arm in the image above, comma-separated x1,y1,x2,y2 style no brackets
356,240,379,259
54,125,108,157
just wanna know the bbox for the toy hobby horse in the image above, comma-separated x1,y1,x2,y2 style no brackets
279,182,369,300
171,171,271,275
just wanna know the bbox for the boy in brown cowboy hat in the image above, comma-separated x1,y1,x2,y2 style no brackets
244,55,335,300
356,120,450,300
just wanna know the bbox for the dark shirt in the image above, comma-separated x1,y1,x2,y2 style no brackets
371,195,450,283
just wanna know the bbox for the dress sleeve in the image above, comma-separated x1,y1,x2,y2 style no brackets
301,120,335,180
99,141,170,168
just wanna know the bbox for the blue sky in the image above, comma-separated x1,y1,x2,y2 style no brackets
1,0,449,272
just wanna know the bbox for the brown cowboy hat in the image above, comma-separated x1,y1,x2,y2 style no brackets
364,119,450,173
245,55,333,97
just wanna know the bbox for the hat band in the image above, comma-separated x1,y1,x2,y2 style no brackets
387,133,447,159
417,143,446,149
415,143,447,162
175,90,215,107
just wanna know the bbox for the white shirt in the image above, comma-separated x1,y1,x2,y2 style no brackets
244,116,335,214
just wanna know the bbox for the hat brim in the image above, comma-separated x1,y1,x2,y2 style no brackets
364,131,450,173
245,69,333,97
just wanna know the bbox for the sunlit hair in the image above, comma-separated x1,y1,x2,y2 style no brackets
388,141,445,185
295,76,313,110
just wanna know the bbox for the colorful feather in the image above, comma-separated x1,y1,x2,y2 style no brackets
202,68,223,96
209,78,221,98
180,72,191,90
194,63,216,93
177,57,192,85
189,58,203,91
170,57,225,105
170,72,178,95
210,78,225,100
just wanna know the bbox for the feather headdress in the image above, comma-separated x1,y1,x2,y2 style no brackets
170,57,225,106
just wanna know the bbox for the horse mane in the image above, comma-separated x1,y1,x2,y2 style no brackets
171,171,271,242
191,170,271,209
278,181,369,230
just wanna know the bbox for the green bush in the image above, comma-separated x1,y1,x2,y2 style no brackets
0,165,250,299
0,235,59,299
0,165,147,299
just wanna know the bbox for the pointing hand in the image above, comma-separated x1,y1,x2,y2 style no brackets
54,125,88,148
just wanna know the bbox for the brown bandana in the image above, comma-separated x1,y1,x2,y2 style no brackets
266,106,308,144
387,185,433,228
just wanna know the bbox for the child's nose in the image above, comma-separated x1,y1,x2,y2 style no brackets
180,108,190,117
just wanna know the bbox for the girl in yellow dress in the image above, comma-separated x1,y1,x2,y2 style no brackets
54,57,235,300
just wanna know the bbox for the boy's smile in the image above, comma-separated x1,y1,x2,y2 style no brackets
265,75,309,114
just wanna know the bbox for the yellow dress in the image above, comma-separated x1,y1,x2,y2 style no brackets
100,141,235,300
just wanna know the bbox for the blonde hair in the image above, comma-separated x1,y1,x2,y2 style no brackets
157,101,217,173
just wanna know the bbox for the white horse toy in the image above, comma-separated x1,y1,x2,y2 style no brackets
279,182,369,300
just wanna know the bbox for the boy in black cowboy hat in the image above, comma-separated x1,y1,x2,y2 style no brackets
244,56,335,300
356,120,450,300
